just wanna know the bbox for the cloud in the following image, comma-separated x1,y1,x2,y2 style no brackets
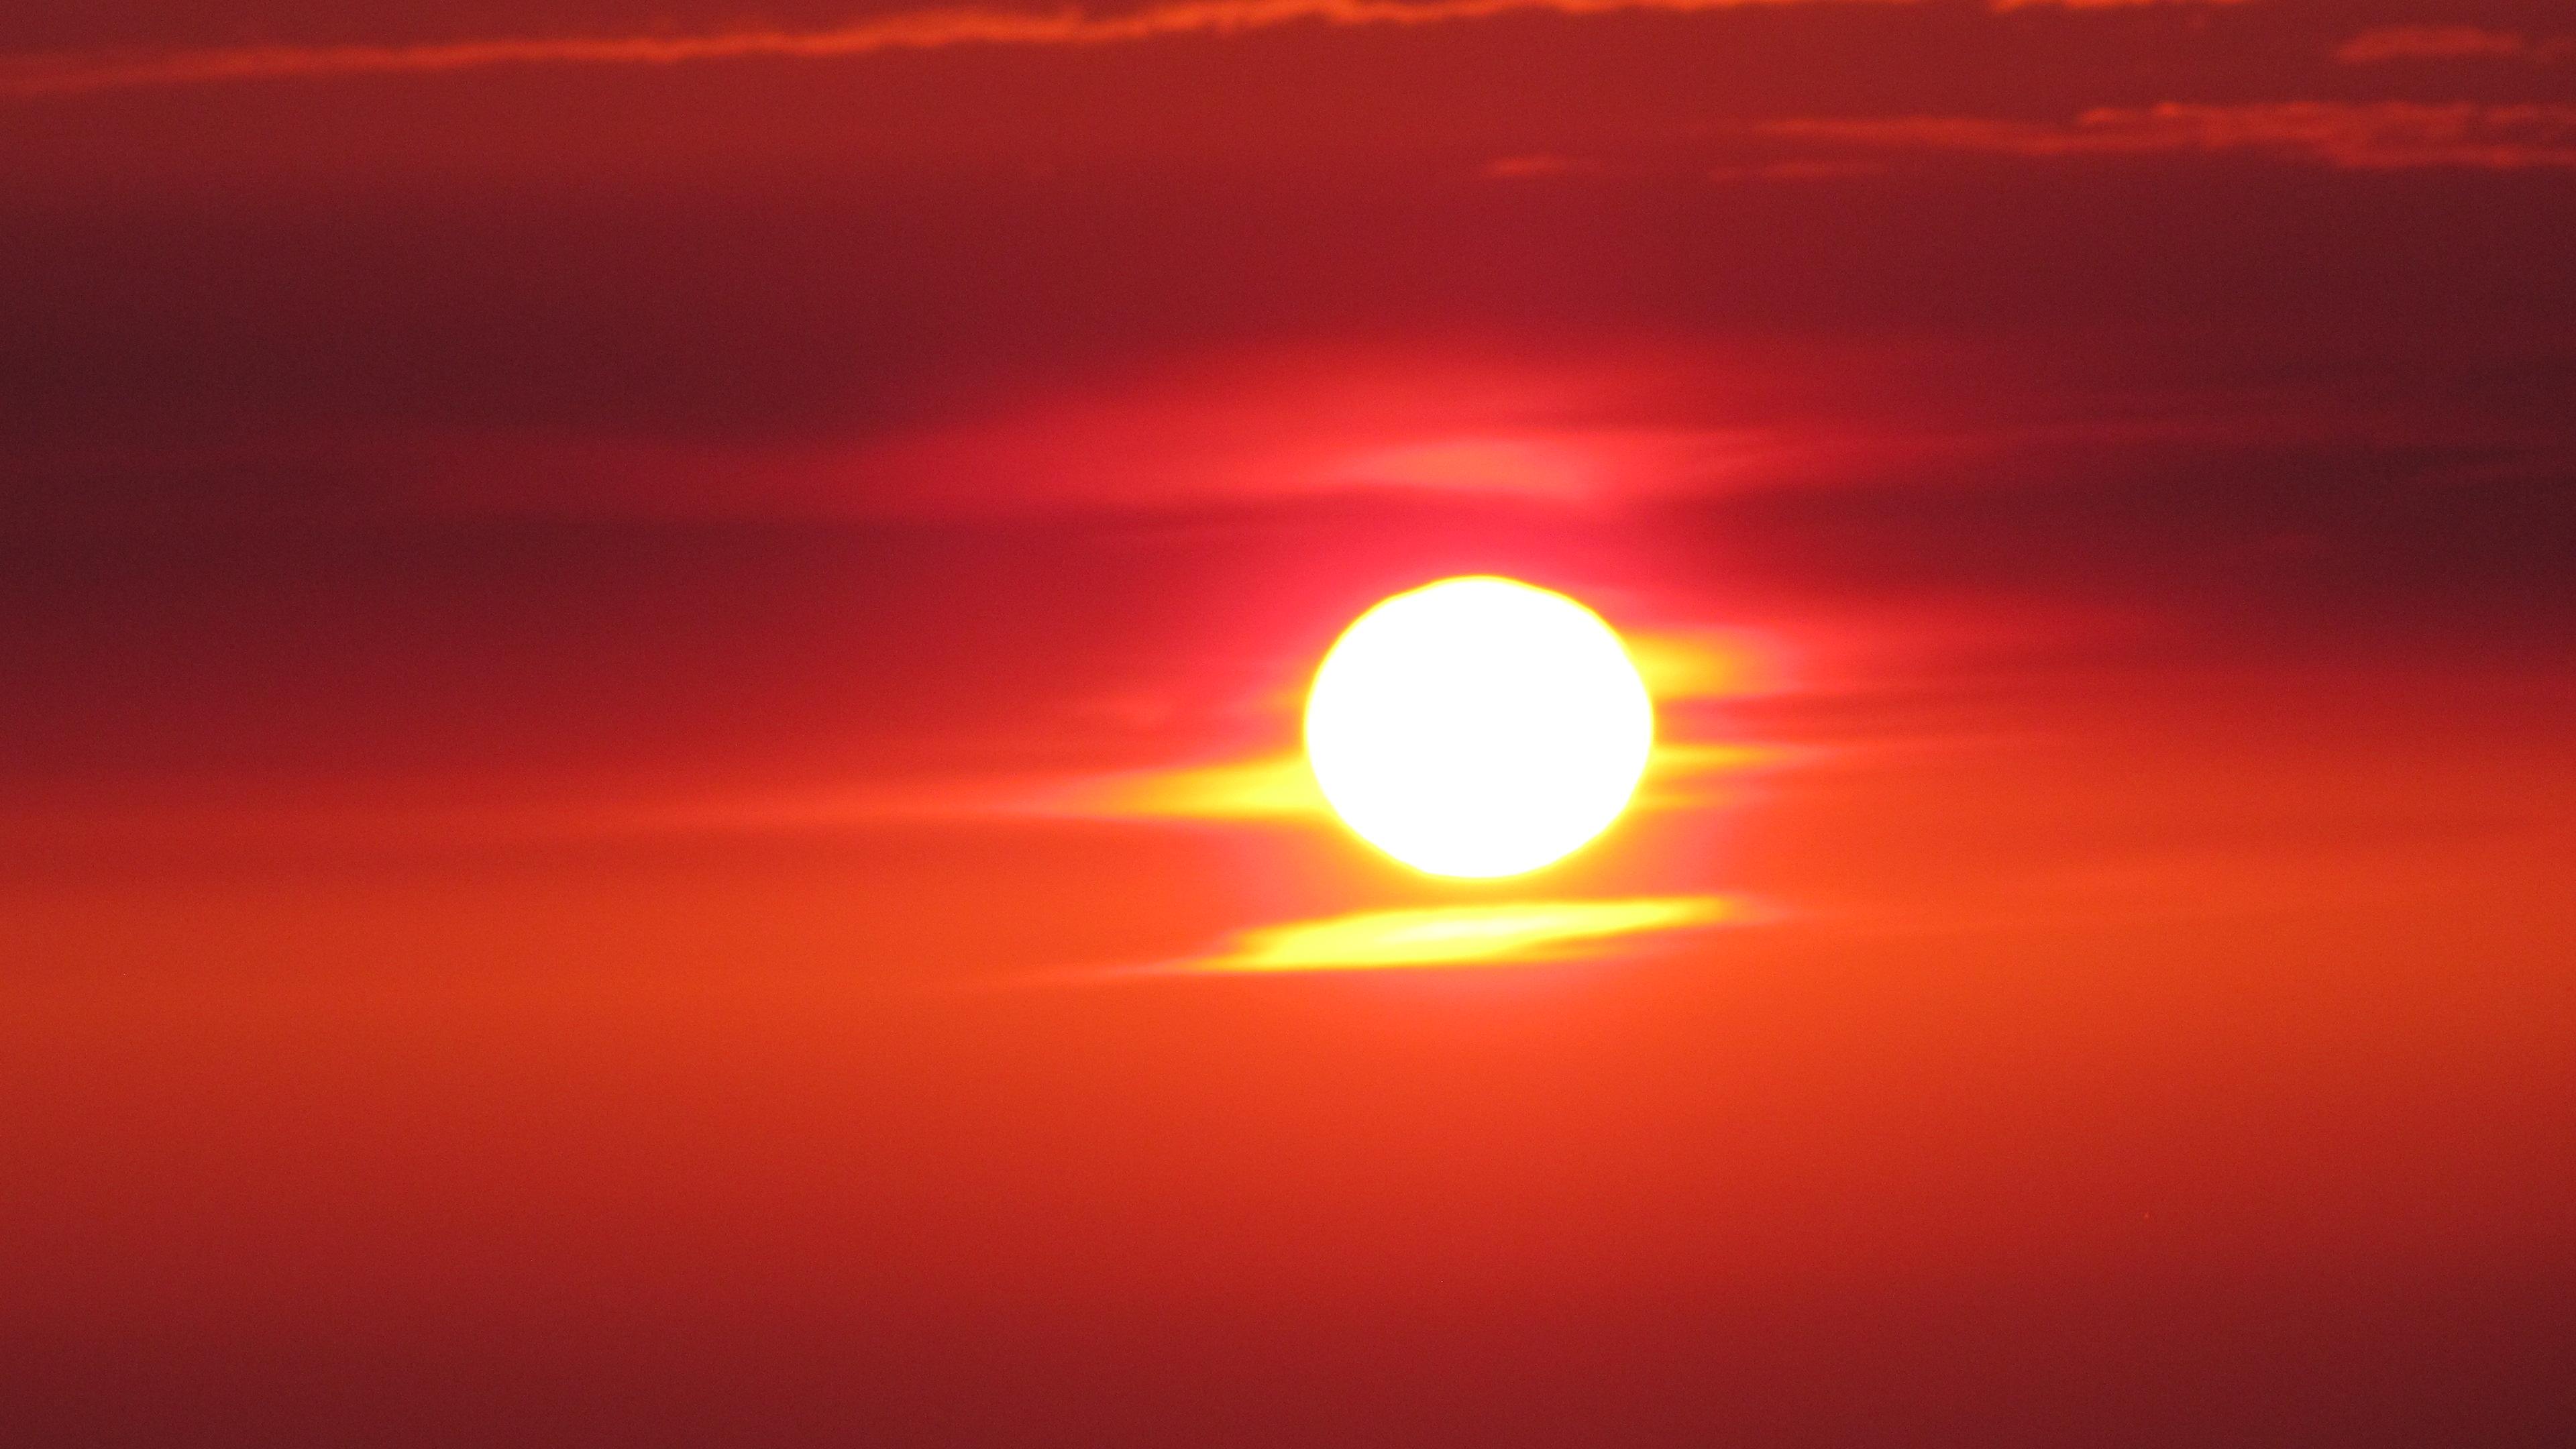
0,0,2252,99
1047,751,1334,821
1184,896,1739,971
1992,0,2247,7
2335,27,2573,64
1707,158,1888,182
30,329,2448,530
1483,152,1610,179
396,346,1843,519
1758,102,2576,170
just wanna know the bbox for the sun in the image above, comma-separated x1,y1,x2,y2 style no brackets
1303,576,1654,877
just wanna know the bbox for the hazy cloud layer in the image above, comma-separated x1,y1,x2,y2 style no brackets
2336,26,2573,64
0,0,2249,97
1760,101,2576,170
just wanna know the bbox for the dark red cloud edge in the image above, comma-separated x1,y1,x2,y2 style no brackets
4,3,2572,1446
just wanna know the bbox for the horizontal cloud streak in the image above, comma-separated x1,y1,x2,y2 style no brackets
1187,896,1739,971
0,0,2243,99
2335,27,2572,64
1760,103,2576,170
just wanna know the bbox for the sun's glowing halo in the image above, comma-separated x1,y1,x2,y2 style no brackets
1303,576,1654,877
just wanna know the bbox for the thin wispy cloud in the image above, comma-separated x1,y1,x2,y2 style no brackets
1992,0,2247,7
0,0,2248,99
1184,896,1739,972
2335,27,2573,64
1759,103,2576,171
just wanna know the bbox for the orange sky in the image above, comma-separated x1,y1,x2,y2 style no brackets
3,2,2573,1444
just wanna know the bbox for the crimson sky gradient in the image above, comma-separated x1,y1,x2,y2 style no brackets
3,2,2571,1446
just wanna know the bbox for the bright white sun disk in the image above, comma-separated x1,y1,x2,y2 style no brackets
1303,576,1654,877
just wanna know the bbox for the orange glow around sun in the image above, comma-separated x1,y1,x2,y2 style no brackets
1303,577,1655,878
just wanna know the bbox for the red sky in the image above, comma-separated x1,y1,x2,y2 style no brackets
4,3,2573,1445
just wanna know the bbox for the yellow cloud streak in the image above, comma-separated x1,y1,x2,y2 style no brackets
1625,627,1769,700
0,0,2246,99
1192,895,1736,971
1081,751,1333,820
